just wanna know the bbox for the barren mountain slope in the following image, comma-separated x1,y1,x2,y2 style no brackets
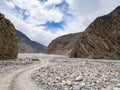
46,6,120,59
70,6,120,59
46,33,82,55
16,30,46,53
0,13,18,59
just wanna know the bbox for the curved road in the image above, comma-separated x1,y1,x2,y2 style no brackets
0,59,48,90
0,54,120,90
0,53,66,90
10,59,48,90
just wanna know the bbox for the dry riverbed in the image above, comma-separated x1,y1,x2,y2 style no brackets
32,58,120,90
0,53,120,90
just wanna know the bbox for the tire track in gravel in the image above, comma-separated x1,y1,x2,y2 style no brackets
9,59,48,90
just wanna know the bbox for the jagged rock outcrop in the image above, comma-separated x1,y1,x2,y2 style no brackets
0,13,18,59
46,6,120,60
16,30,46,53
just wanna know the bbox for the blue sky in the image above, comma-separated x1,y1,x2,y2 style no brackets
37,21,65,32
0,0,120,45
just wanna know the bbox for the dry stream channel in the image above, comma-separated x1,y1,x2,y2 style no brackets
0,53,120,90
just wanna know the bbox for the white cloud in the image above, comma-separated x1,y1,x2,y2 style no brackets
44,0,63,5
65,0,120,32
0,0,120,46
11,0,63,23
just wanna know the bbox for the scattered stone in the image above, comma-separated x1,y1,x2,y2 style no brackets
32,57,120,90
79,82,85,87
75,76,83,82
66,80,73,86
62,80,67,86
73,86,81,90
113,87,120,90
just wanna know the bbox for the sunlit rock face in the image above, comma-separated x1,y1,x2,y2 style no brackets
0,13,18,59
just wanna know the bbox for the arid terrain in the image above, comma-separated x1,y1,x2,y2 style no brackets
0,53,120,90
0,1,120,90
46,6,120,60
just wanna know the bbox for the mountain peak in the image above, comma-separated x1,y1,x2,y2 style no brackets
115,6,120,10
0,13,4,16
110,6,120,15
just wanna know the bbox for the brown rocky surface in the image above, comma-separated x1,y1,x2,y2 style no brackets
46,6,120,59
0,13,18,59
46,33,82,55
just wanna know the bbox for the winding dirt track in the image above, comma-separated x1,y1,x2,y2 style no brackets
0,53,66,90
0,54,50,90
1,54,119,90
9,60,48,90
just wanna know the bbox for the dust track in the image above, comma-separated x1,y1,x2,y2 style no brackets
9,60,48,90
0,53,58,90
1,53,119,90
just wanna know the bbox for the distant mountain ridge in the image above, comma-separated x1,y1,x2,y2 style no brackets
16,30,46,53
46,6,120,60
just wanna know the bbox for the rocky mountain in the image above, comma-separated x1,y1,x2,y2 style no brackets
46,6,120,60
46,33,83,55
16,30,46,53
0,13,18,59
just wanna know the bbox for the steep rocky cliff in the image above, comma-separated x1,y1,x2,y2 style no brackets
16,30,46,53
46,6,120,59
70,6,120,59
0,13,18,59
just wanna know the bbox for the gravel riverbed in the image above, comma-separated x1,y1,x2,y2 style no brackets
32,58,120,90
0,54,120,90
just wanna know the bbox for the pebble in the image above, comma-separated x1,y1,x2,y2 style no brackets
73,86,81,90
32,59,120,90
62,80,67,86
116,83,120,87
79,82,85,87
66,80,74,86
113,87,120,90
75,76,83,82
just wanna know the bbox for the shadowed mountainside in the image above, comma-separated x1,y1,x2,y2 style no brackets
16,30,46,53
